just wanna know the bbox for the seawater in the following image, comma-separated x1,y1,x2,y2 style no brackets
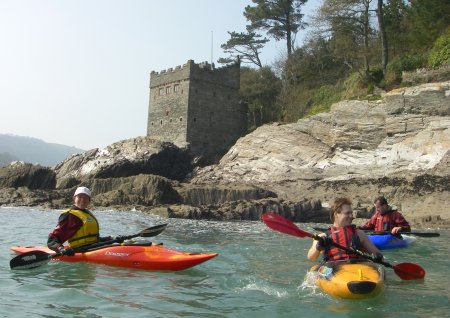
1,207,449,318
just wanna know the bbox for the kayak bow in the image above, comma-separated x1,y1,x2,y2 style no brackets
311,260,385,299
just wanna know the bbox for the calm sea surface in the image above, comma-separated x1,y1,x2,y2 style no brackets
1,207,449,318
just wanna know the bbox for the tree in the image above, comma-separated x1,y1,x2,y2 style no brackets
383,0,407,58
285,36,349,88
219,30,269,68
240,67,281,128
244,0,308,56
403,0,450,52
376,0,388,74
320,0,375,79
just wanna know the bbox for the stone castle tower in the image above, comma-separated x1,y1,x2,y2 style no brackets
147,59,246,159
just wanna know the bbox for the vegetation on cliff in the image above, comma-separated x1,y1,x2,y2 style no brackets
220,0,450,131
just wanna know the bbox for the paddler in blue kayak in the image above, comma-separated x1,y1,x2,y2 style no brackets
47,186,125,256
307,197,383,263
358,196,411,234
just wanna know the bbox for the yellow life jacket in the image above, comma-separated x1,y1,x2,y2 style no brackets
67,209,100,248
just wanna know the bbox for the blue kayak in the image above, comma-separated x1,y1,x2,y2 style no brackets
368,234,416,250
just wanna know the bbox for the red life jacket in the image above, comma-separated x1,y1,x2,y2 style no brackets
323,225,364,261
373,209,405,231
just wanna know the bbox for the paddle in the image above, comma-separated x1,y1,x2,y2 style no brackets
10,223,168,270
312,227,440,237
261,213,425,280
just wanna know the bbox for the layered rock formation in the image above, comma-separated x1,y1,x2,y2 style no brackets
1,81,449,228
191,82,450,227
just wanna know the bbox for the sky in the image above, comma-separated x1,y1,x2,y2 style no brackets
0,0,321,150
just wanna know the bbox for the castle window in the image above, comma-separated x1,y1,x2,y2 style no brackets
151,122,154,126
170,118,173,123
166,86,171,94
179,117,183,122
193,118,197,122
166,110,169,116
174,84,179,92
160,120,163,125
159,88,163,96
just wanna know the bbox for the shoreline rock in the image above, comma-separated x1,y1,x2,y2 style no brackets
0,81,449,229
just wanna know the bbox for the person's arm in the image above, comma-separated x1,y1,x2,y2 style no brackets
357,230,379,254
307,234,330,262
358,215,376,230
307,239,321,262
357,229,383,262
391,211,411,234
47,213,83,251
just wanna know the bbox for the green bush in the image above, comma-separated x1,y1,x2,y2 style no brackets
428,27,450,67
342,72,368,99
368,66,384,85
385,53,428,87
308,85,342,115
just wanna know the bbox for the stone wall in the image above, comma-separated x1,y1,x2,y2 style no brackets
147,59,246,159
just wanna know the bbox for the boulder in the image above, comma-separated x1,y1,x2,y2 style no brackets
0,161,55,189
55,137,193,188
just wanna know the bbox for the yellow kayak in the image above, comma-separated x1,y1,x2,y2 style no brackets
310,260,385,299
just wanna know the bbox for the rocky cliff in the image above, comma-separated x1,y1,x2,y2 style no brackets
1,81,449,228
190,81,450,227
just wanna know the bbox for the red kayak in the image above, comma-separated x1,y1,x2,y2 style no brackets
10,242,218,271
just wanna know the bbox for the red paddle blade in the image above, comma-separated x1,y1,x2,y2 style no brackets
393,262,426,280
261,213,311,238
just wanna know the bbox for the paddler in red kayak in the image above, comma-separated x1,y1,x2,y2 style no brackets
307,197,383,262
47,186,125,256
358,196,411,234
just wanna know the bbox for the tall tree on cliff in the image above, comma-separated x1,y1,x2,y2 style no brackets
376,0,388,74
219,29,269,68
240,67,281,129
244,0,309,57
383,0,407,58
320,0,375,79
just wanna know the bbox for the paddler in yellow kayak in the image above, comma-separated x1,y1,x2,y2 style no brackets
307,197,383,262
47,186,126,256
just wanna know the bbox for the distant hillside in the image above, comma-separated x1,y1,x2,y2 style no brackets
0,134,85,167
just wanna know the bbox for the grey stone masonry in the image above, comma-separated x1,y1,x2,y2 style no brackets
147,59,247,159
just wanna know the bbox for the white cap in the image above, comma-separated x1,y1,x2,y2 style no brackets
73,186,91,198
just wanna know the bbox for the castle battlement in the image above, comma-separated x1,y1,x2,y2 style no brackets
150,59,240,77
147,58,246,161
150,59,240,89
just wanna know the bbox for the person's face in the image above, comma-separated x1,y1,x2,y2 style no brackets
334,204,354,226
73,193,90,209
374,201,388,214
